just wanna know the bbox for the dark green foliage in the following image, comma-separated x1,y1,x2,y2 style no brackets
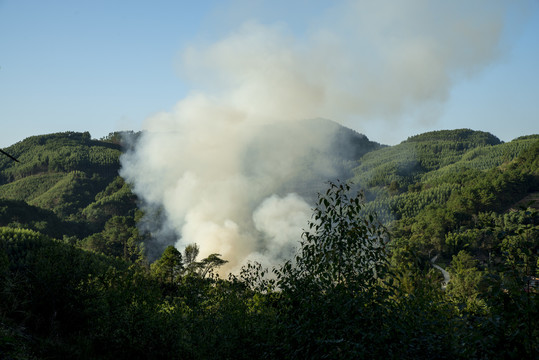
0,227,128,358
0,131,121,202
351,129,534,193
81,215,145,265
265,181,393,358
0,132,119,184
279,181,389,291
81,176,138,229
0,172,65,202
100,130,140,146
1,132,140,244
0,129,538,358
446,250,485,311
0,198,69,238
405,129,501,145
151,245,183,283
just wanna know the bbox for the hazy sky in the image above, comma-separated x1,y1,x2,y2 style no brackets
1,0,538,148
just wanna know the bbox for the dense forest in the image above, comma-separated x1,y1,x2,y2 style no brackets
0,128,537,359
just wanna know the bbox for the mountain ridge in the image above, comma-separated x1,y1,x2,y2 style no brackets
0,124,537,252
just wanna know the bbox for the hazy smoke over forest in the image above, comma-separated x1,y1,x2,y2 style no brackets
121,0,523,272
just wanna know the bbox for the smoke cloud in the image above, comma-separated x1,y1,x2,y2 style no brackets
121,0,522,272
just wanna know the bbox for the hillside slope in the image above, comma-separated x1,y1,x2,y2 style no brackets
1,127,536,264
351,129,537,192
0,127,537,359
0,131,138,239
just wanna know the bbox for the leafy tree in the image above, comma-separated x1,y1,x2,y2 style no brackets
446,250,485,313
81,216,143,262
266,181,392,358
178,243,227,278
500,208,538,287
183,243,199,275
197,253,228,278
280,181,389,290
151,245,183,283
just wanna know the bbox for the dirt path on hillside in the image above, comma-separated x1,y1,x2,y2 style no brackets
431,255,450,290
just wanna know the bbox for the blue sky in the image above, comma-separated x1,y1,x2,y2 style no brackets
1,0,538,148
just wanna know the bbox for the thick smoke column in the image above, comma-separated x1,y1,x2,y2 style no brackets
121,1,521,272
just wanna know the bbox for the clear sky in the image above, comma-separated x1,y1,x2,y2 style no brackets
1,0,538,148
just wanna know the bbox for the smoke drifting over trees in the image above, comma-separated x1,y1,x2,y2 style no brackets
120,0,527,271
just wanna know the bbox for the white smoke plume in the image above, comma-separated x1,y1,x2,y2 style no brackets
252,193,312,263
121,0,524,272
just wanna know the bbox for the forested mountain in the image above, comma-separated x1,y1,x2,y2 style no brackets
0,131,141,254
0,127,537,359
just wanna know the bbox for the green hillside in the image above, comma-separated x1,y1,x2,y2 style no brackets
355,131,539,216
0,131,138,239
0,127,537,359
353,129,537,272
351,129,506,189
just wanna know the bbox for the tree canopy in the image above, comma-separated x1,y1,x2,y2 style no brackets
0,129,537,358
